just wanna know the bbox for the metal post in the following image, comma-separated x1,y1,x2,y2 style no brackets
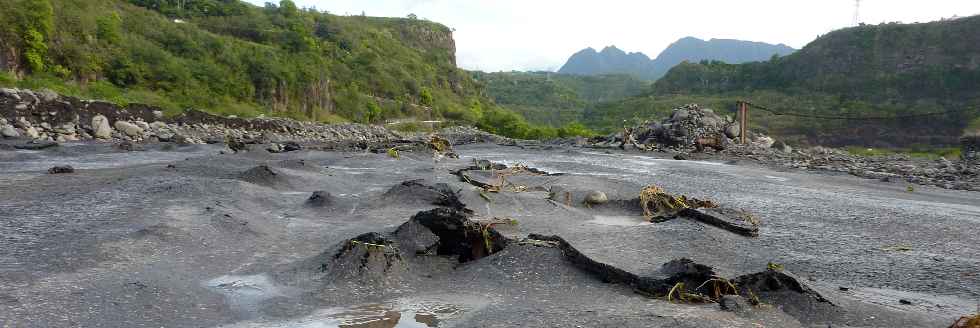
738,101,748,144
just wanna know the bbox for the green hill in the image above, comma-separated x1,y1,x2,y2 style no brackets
586,17,980,147
0,0,573,139
473,71,648,128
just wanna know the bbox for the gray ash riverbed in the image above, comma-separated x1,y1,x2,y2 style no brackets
0,140,978,327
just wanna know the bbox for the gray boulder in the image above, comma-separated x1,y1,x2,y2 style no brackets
24,126,39,139
37,89,58,102
724,124,740,139
584,191,608,205
92,115,112,139
15,117,31,129
149,121,168,130
114,121,143,138
1,125,19,138
133,121,150,130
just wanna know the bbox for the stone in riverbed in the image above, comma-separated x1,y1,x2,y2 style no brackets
92,115,112,139
14,141,59,150
47,165,75,174
719,295,751,313
584,190,608,205
114,121,143,138
306,191,334,207
24,126,39,139
133,121,150,130
1,125,19,138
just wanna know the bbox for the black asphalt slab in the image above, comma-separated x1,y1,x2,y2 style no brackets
1,141,977,327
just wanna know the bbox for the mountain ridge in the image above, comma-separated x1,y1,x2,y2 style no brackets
585,17,980,146
558,37,796,80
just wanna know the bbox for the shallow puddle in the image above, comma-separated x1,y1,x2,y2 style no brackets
588,215,652,226
223,302,464,328
322,303,460,328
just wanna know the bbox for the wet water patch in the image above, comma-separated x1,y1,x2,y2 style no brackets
206,274,285,316
221,300,468,328
588,215,652,227
765,175,790,182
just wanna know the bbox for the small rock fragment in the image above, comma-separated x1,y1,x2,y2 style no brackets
719,295,751,313
306,191,334,207
47,165,75,174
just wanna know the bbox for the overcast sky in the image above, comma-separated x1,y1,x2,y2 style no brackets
244,0,980,72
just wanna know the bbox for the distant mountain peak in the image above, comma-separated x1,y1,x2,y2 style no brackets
558,37,796,80
601,45,623,53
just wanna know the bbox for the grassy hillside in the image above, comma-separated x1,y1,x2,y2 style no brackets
473,71,648,128
0,0,580,140
586,18,980,147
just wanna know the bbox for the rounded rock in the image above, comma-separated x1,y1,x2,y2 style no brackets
92,115,113,139
584,191,608,205
114,121,144,138
1,125,20,138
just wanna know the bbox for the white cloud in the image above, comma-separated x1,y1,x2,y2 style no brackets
245,0,980,71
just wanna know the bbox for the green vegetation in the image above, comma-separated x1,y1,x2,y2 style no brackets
844,146,962,160
0,0,574,139
473,71,646,137
639,18,980,146
584,18,980,147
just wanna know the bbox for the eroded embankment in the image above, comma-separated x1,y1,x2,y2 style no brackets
273,172,852,326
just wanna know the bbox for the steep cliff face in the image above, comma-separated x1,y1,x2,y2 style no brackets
388,20,457,65
0,27,17,74
0,0,493,126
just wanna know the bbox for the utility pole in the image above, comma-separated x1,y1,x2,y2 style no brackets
738,101,749,144
853,0,861,26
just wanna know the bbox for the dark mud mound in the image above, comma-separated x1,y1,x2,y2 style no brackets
733,269,840,323
680,207,760,237
286,208,512,286
238,165,290,188
453,162,560,193
382,179,467,211
324,232,406,284
522,234,848,324
588,184,760,237
398,208,508,263
525,234,718,298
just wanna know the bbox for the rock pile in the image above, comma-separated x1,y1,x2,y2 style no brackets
0,88,401,145
726,144,980,191
581,104,769,152
634,104,737,147
554,102,978,192
0,88,514,150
